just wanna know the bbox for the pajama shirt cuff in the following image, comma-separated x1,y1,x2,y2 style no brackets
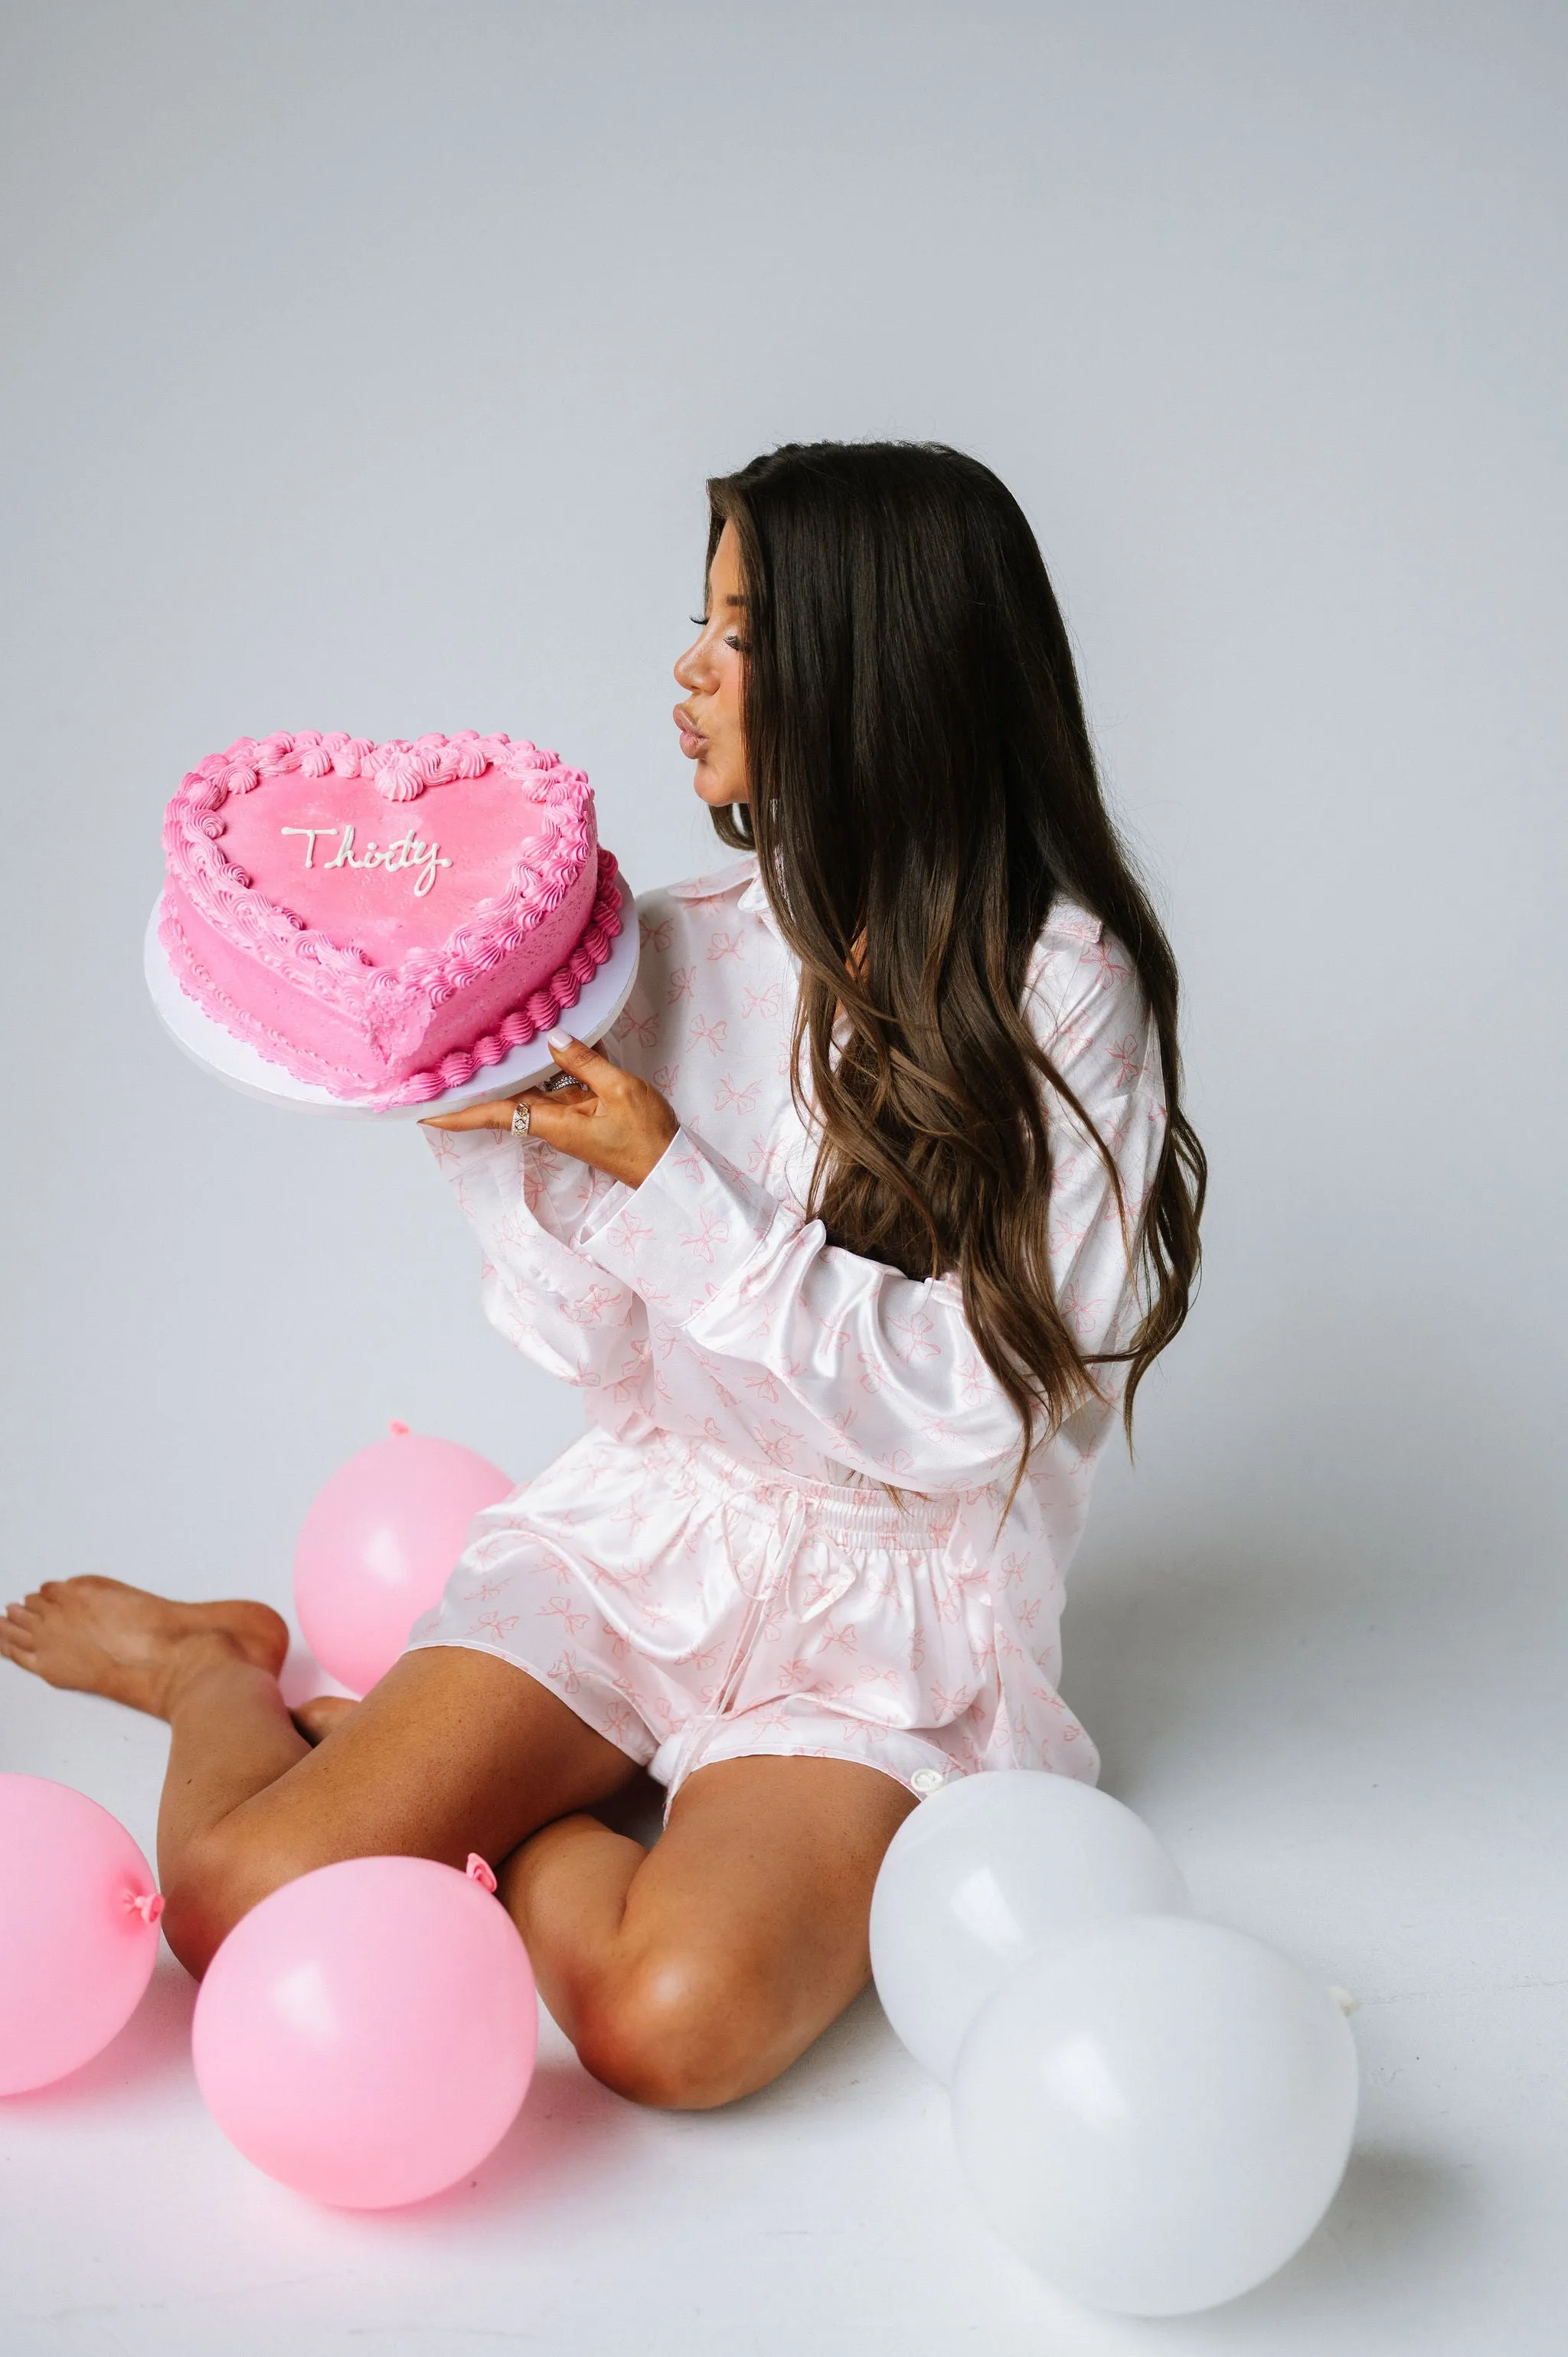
580,1126,795,1324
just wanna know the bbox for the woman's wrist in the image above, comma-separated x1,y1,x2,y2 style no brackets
626,1107,681,1188
423,1031,679,1189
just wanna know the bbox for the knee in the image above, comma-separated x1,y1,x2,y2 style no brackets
160,1822,316,1981
575,1944,784,2111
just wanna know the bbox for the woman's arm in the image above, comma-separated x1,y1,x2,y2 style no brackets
576,1116,1156,1487
426,961,1166,1487
580,1126,1028,1483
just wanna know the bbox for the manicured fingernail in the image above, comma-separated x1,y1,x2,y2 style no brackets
547,1029,573,1049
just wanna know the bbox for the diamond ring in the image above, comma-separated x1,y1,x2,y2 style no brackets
511,1101,531,1137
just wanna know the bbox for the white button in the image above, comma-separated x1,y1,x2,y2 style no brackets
910,1768,946,1795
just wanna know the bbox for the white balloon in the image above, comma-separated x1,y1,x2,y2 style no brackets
870,1771,1189,2081
951,1914,1359,2316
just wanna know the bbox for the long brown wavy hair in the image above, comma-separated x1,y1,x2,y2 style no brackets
706,440,1205,1479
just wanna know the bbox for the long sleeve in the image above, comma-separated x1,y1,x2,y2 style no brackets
425,1126,649,1397
577,925,1167,1491
580,1129,1018,1484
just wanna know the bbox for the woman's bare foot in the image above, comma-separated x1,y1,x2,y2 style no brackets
0,1576,289,1721
290,1694,358,1745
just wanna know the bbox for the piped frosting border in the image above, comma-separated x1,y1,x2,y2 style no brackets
391,848,622,1102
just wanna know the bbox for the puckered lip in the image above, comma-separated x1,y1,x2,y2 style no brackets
674,702,707,756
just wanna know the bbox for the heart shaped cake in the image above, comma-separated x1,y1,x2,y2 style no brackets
159,731,622,1105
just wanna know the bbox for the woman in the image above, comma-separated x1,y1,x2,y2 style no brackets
1,442,1204,2110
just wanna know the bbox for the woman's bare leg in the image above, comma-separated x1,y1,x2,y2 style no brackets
0,1577,638,1975
2,1580,917,2108
0,1577,307,1859
501,1754,918,2109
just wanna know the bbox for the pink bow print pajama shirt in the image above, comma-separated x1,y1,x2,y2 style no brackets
410,855,1168,1808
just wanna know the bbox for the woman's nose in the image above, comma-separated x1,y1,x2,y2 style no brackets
674,634,712,693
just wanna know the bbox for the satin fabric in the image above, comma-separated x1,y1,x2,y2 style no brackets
411,855,1168,1799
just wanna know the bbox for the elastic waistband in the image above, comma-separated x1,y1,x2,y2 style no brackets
648,1427,960,1544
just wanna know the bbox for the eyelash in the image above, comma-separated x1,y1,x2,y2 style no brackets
691,615,746,652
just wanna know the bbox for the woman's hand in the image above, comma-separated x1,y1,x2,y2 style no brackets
422,1031,679,1189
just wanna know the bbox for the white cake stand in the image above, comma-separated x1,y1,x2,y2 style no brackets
143,871,642,1120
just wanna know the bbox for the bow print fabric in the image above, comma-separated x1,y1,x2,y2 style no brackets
420,855,1168,1790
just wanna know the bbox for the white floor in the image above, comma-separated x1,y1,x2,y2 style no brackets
5,1456,1564,2357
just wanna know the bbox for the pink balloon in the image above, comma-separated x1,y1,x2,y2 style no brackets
293,1424,513,1694
192,1854,537,2208
0,1774,164,2096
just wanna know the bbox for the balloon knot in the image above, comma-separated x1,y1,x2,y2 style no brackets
466,1852,498,1894
388,1419,411,1437
127,1891,165,1926
1328,1984,1360,2015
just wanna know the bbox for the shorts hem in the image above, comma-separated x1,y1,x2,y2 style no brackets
665,1749,952,1809
651,1724,975,1815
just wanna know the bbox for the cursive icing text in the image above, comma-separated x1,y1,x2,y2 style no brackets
280,823,452,897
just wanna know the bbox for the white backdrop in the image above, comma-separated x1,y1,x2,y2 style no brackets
2,8,1565,2354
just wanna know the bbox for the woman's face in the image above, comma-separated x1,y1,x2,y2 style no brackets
673,519,750,808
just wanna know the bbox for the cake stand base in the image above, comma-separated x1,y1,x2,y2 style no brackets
143,874,642,1120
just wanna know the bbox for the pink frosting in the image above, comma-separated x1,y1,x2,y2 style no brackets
159,731,622,1105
